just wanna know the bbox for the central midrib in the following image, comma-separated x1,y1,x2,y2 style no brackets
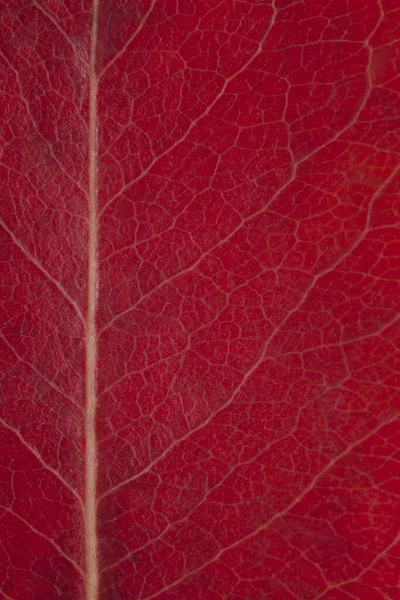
85,1,99,599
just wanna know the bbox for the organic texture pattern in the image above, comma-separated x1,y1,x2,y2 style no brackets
1,1,400,599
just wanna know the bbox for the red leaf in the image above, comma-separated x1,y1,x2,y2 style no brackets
1,1,400,599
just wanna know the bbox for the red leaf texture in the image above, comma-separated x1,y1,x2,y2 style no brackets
1,1,400,599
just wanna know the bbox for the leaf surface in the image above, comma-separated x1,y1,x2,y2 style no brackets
1,1,400,599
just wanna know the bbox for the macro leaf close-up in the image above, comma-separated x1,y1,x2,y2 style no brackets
1,0,400,599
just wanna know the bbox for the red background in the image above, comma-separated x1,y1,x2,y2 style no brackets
1,1,399,598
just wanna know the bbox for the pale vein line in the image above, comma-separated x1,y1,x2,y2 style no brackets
0,331,82,409
32,1,79,52
99,345,189,398
0,504,83,575
97,0,157,80
0,592,16,600
100,299,399,404
97,2,279,220
0,49,87,197
99,77,380,336
314,531,400,600
98,0,382,224
100,310,400,567
102,409,306,573
0,418,83,508
274,312,400,357
99,162,400,500
98,0,385,337
0,220,84,324
142,410,400,599
84,1,99,599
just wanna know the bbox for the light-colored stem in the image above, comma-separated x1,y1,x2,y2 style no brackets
85,1,99,599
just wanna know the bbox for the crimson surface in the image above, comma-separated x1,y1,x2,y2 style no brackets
1,1,400,599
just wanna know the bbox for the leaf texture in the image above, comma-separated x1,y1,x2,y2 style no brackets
1,1,400,599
